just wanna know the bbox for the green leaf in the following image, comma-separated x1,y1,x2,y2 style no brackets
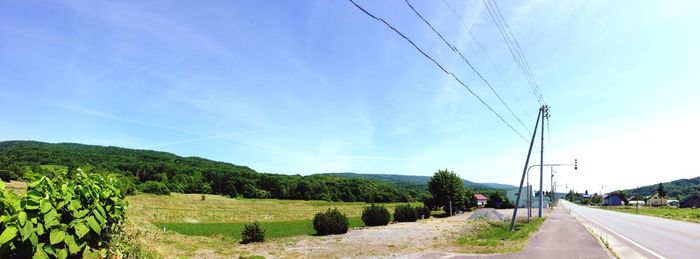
43,209,59,228
64,235,80,255
36,222,44,236
20,220,33,241
95,204,106,219
43,244,56,256
56,248,68,259
86,216,101,234
18,211,27,226
68,200,82,211
94,210,106,225
29,232,38,247
74,222,89,238
40,200,53,214
50,229,66,245
33,244,49,259
28,177,44,188
73,209,89,219
0,226,18,245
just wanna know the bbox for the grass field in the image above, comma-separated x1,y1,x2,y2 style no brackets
457,218,545,254
607,206,700,223
154,217,365,240
126,193,422,257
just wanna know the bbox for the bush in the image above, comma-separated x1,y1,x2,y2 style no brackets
313,208,349,235
394,204,418,222
138,181,171,195
240,222,265,244
415,206,431,219
361,204,390,226
0,171,128,258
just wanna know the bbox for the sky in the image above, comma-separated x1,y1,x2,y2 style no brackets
1,0,699,194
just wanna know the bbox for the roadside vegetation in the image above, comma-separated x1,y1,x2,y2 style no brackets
608,206,700,223
458,218,545,254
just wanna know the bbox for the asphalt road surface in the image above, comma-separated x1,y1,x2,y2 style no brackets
562,200,700,259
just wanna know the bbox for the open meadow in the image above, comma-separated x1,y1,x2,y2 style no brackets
607,206,700,223
126,193,423,257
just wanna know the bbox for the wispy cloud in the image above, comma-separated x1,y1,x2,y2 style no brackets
139,129,276,149
58,104,201,136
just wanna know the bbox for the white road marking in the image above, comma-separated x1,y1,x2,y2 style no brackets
569,206,667,259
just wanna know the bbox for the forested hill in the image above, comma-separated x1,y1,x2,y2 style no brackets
0,140,429,202
317,172,515,191
624,177,700,200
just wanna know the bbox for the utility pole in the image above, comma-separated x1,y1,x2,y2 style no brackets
539,105,548,218
510,106,542,231
550,168,555,206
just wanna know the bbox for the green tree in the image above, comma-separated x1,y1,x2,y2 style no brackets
427,169,465,215
657,183,667,198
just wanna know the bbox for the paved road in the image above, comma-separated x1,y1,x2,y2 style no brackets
562,200,700,259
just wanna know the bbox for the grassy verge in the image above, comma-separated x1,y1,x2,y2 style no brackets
155,217,365,240
604,206,700,223
457,218,545,254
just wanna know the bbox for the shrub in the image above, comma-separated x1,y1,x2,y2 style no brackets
313,208,349,235
361,204,390,226
138,181,170,195
415,206,431,219
0,170,128,258
394,204,418,222
240,222,265,244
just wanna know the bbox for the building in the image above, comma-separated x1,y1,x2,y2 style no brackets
531,195,551,208
646,192,668,206
602,193,624,206
475,193,488,208
680,195,700,208
506,185,533,208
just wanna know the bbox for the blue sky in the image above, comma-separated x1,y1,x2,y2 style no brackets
2,0,699,193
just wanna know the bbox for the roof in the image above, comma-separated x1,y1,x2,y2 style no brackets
603,193,624,199
474,193,488,200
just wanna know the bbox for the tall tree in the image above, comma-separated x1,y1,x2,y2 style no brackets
428,169,465,215
657,183,667,197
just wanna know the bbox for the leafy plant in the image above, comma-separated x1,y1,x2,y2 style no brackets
415,206,431,219
0,170,128,258
312,208,349,235
394,204,418,222
361,204,390,226
138,181,170,195
240,222,265,244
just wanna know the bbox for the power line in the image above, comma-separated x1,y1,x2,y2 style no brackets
404,0,529,133
440,0,531,119
483,0,543,105
489,0,545,103
347,0,528,142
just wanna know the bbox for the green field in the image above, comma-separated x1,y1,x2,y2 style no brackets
126,193,422,257
608,206,700,223
458,218,545,254
155,217,365,240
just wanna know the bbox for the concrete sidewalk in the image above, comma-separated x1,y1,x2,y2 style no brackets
504,204,611,259
412,204,611,259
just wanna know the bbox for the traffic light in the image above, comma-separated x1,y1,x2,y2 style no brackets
574,159,578,170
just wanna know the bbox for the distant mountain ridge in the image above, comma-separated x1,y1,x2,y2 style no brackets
317,172,515,190
624,176,700,200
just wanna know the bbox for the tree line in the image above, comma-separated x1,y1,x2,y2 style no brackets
0,141,426,202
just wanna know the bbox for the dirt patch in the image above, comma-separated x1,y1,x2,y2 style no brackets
241,212,479,258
